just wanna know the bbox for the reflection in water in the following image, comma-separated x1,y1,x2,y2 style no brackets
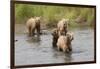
52,47,72,63
64,53,72,63
15,24,94,66
26,35,41,43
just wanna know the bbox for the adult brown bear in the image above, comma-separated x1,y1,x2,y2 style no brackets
26,17,41,36
57,32,74,53
57,18,69,36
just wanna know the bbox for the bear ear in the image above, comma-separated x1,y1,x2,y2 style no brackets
38,16,43,20
38,16,42,19
35,16,42,21
66,32,69,36
39,16,42,18
34,16,36,18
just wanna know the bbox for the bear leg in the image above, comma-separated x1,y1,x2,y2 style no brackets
28,26,32,36
31,28,35,36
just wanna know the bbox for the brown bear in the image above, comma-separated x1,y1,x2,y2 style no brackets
26,17,41,36
66,31,74,51
57,31,74,53
52,28,59,47
57,18,69,36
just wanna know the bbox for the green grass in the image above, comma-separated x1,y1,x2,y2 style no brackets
15,4,95,28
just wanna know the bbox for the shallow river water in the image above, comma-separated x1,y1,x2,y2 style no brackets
15,24,94,66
